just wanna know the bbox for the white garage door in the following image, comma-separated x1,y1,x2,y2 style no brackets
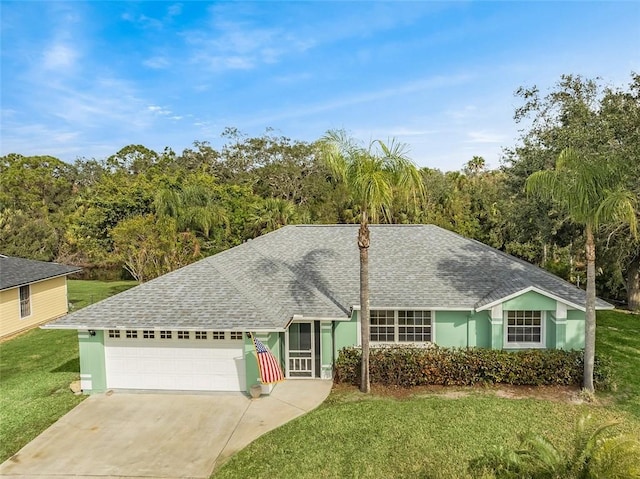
104,331,246,391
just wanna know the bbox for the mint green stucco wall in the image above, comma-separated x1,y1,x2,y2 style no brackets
566,310,586,349
546,315,556,348
472,312,492,348
435,311,470,347
334,311,358,357
78,330,106,394
491,322,503,349
502,291,557,311
244,332,284,392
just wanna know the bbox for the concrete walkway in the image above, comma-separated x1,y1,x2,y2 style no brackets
0,380,332,479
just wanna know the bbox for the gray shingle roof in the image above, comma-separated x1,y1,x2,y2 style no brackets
0,255,81,291
46,224,611,331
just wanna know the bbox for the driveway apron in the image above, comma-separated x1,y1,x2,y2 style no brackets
0,380,332,479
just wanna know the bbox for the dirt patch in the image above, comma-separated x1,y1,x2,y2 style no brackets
333,382,591,404
490,384,584,404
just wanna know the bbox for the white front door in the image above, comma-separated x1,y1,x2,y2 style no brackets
286,322,314,378
104,333,246,391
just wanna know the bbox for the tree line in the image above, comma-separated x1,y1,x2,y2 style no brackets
1,74,638,310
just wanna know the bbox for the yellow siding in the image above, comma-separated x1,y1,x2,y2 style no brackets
0,276,69,339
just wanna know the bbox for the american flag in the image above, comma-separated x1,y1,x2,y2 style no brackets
253,335,285,384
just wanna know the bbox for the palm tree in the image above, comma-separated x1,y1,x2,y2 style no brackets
321,129,424,393
526,148,637,392
154,184,228,239
249,198,299,235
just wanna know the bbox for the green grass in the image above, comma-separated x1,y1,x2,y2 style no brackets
214,309,640,479
0,329,84,462
0,280,137,462
67,279,138,310
596,309,640,417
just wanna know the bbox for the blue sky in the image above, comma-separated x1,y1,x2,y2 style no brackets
1,1,638,171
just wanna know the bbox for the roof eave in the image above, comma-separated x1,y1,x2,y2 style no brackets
474,285,613,313
1,269,82,292
42,324,287,333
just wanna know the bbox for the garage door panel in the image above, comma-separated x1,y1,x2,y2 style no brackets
104,337,246,392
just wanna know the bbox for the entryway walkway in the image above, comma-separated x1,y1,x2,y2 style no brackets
0,380,332,479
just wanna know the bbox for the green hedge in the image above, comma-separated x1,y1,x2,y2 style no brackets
334,346,614,389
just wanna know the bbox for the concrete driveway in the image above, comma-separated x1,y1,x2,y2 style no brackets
0,380,332,479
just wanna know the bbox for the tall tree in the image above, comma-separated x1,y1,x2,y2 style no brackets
321,129,424,393
505,73,639,306
526,148,637,392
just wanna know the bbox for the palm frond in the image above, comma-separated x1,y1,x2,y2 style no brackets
596,189,638,236
589,436,640,479
518,433,565,475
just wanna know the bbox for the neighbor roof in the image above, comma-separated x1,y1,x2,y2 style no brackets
0,255,81,291
46,225,611,331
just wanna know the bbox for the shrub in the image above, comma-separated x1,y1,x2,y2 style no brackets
334,346,614,389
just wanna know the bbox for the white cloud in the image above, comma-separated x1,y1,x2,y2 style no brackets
466,131,507,144
167,3,182,17
143,56,170,69
183,15,310,71
0,122,82,157
42,43,78,70
243,73,474,125
445,105,479,120
121,11,163,30
148,105,172,115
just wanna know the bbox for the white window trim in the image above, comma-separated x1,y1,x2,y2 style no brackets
503,310,546,349
369,310,434,344
19,284,32,319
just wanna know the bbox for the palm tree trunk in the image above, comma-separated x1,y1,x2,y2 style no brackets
628,254,640,312
583,224,597,393
358,211,371,394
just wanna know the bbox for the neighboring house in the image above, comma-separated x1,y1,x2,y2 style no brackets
0,255,81,339
46,225,612,395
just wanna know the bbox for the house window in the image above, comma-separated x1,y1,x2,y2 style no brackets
108,330,120,338
160,330,172,339
370,310,433,343
19,285,31,318
398,311,431,342
211,331,225,340
143,330,155,339
370,310,395,342
195,331,207,340
126,330,137,339
505,311,543,347
177,330,190,339
230,331,243,340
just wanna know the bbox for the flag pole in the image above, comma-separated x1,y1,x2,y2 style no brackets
249,332,264,385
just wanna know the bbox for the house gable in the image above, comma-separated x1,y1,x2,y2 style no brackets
501,290,557,311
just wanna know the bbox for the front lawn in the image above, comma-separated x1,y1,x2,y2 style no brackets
214,309,640,478
0,280,137,463
0,329,84,462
